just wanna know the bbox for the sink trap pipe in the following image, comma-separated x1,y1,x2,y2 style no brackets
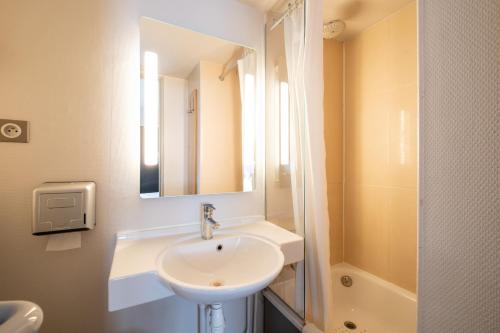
199,297,255,333
208,303,225,333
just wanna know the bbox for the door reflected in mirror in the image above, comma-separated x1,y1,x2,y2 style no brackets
139,17,257,198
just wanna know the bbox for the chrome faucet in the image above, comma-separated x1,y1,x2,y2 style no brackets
201,203,220,240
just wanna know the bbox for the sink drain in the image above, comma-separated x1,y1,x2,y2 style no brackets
210,280,224,287
344,321,357,330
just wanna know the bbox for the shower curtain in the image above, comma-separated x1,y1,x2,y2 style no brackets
284,1,307,318
284,0,334,331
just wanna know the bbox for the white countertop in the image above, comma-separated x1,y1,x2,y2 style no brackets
108,218,304,311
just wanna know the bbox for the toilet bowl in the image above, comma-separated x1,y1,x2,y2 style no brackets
0,301,43,333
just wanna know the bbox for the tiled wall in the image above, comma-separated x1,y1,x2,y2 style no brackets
323,38,344,265
344,2,417,292
324,2,418,292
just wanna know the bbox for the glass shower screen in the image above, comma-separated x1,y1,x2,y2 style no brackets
265,0,306,320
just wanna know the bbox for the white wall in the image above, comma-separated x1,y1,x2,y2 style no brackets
0,0,265,332
418,0,500,331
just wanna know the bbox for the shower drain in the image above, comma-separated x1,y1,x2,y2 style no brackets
341,275,353,287
344,321,357,330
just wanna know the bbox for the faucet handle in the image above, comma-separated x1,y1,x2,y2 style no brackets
203,203,216,212
207,219,220,229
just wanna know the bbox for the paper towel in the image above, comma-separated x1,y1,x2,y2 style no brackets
46,232,81,251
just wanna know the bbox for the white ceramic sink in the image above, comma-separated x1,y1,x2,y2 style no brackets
157,234,284,304
0,301,43,333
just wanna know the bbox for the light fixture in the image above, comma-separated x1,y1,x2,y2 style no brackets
143,51,159,166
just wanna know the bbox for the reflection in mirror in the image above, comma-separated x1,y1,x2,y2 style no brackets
139,17,257,198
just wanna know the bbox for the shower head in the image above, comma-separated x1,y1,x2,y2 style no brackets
323,20,346,39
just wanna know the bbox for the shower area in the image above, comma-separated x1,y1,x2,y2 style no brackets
264,0,418,332
323,1,418,333
324,1,418,331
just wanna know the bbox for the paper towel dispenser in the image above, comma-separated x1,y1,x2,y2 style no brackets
32,182,96,235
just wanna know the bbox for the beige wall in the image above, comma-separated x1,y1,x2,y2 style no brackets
199,61,243,194
344,3,417,292
161,76,189,195
323,39,344,265
0,0,264,332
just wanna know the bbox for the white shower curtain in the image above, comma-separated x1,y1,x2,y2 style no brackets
284,0,334,331
284,1,307,317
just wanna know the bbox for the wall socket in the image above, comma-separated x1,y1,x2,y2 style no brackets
0,119,29,143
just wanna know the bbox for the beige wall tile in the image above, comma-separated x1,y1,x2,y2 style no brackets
344,185,390,279
345,89,390,186
328,182,344,264
387,83,418,188
344,185,417,292
387,187,418,292
387,4,418,88
324,39,344,184
324,38,344,265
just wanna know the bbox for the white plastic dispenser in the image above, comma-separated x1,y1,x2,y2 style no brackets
32,182,96,235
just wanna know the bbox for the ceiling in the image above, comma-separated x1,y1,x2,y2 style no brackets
239,0,414,40
238,0,279,12
140,18,243,78
324,0,414,40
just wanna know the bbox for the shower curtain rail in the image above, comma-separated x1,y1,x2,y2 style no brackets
219,48,254,81
270,0,304,31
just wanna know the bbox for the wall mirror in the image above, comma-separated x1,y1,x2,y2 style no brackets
139,17,257,198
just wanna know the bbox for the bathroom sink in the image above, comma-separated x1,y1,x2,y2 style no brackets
0,301,43,333
157,234,284,304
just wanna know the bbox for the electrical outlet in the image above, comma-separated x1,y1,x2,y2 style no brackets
0,119,29,143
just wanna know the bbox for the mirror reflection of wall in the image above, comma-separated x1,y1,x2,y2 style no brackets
139,17,257,198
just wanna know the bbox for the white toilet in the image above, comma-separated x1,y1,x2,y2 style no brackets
0,301,43,333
